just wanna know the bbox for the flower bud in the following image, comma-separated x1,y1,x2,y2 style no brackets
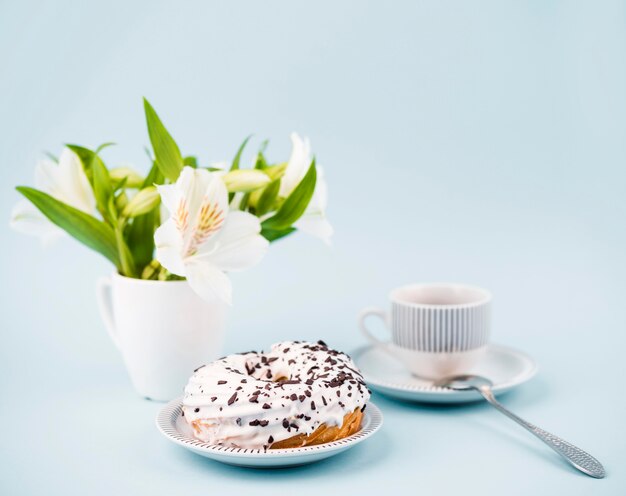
115,192,129,211
122,186,160,217
263,162,287,180
110,167,144,188
222,170,270,193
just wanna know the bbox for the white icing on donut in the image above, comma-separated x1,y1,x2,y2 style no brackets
182,341,370,449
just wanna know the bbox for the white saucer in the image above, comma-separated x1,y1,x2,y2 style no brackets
156,398,383,468
351,344,537,404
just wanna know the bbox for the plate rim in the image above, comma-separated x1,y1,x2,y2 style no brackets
156,398,383,458
351,343,538,396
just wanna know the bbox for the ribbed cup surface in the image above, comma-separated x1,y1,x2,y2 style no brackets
391,302,490,352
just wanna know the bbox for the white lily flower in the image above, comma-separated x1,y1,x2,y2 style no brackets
279,132,333,244
154,166,269,304
10,148,96,243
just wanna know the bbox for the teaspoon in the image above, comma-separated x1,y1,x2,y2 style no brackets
434,374,606,478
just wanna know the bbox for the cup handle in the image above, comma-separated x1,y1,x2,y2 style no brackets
358,307,392,352
96,276,121,350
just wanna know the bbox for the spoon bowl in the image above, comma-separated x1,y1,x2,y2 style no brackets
434,374,493,391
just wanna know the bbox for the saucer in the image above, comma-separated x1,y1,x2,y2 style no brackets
156,398,383,468
351,344,537,404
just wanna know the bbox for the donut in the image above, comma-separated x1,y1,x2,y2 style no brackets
181,340,370,449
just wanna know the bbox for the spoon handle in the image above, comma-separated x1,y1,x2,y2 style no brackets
477,387,606,478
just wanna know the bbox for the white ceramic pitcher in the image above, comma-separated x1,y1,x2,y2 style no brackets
96,273,227,401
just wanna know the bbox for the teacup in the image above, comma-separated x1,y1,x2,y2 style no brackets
358,283,491,379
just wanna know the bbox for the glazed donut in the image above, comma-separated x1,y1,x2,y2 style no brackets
182,340,370,449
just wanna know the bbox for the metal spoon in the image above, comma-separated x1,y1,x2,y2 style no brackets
434,374,606,478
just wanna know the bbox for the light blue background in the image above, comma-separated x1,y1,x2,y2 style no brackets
1,1,625,494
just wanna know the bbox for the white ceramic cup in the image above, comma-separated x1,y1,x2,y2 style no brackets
96,273,228,401
359,283,491,379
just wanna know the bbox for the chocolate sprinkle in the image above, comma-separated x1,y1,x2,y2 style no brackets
227,392,238,405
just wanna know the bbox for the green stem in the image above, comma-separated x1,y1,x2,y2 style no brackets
115,225,136,277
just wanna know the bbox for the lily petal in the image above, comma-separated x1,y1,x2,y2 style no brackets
279,132,311,197
294,215,334,245
35,149,95,214
307,166,329,213
185,260,233,305
12,148,96,243
157,167,229,259
154,219,187,276
56,148,95,213
10,199,63,245
290,162,333,244
196,211,269,271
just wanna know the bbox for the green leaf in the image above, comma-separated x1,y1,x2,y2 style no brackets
261,160,316,231
230,135,252,171
15,186,120,267
255,179,280,216
66,144,96,182
254,151,269,170
66,143,115,191
144,98,184,182
228,135,252,203
183,156,198,168
125,210,158,272
92,155,115,224
95,142,115,154
114,226,136,277
142,160,164,188
238,192,251,211
260,226,296,242
125,162,162,269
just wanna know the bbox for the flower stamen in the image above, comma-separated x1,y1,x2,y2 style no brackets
175,199,189,232
186,199,224,256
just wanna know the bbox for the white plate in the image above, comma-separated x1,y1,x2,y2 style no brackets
156,398,383,468
352,344,537,404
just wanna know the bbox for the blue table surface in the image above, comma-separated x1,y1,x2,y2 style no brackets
1,1,625,494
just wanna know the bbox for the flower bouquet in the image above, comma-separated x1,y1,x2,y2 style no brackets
11,99,331,399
